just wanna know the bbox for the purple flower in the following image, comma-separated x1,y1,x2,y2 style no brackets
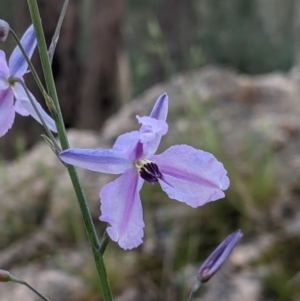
198,229,242,282
0,25,57,137
59,93,230,249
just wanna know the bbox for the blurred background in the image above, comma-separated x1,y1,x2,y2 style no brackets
0,0,298,159
1,1,300,301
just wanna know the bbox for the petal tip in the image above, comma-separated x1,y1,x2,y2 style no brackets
221,176,230,190
150,93,169,121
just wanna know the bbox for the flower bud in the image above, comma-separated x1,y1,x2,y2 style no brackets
0,269,11,282
0,20,9,43
198,229,242,283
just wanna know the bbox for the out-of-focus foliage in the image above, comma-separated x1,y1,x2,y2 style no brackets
0,0,296,100
126,0,295,95
0,0,16,52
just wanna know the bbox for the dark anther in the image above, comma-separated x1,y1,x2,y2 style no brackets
139,162,163,184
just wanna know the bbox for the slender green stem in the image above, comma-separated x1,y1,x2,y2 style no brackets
9,29,50,108
27,1,113,300
24,282,52,301
99,229,110,255
187,280,201,301
187,289,195,301
10,275,52,301
26,1,68,149
12,78,60,151
48,0,69,64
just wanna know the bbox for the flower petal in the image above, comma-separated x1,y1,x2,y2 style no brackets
142,93,169,156
112,130,146,161
137,116,168,143
99,168,145,250
137,115,168,156
151,145,230,208
12,82,57,132
0,51,9,89
59,148,132,174
14,99,30,116
113,130,140,151
198,229,242,282
9,24,36,77
111,94,169,160
0,88,15,137
150,93,168,121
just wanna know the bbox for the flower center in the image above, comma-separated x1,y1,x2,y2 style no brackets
136,159,163,184
7,77,15,87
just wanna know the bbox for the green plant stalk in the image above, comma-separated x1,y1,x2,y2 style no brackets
99,229,109,255
8,29,59,150
10,275,52,301
26,0,68,148
12,78,60,151
187,280,201,301
48,0,69,64
26,1,113,300
9,29,50,108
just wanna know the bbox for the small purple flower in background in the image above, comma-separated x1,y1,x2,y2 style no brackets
0,24,57,137
187,230,242,300
59,93,230,249
0,20,9,43
198,229,242,283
